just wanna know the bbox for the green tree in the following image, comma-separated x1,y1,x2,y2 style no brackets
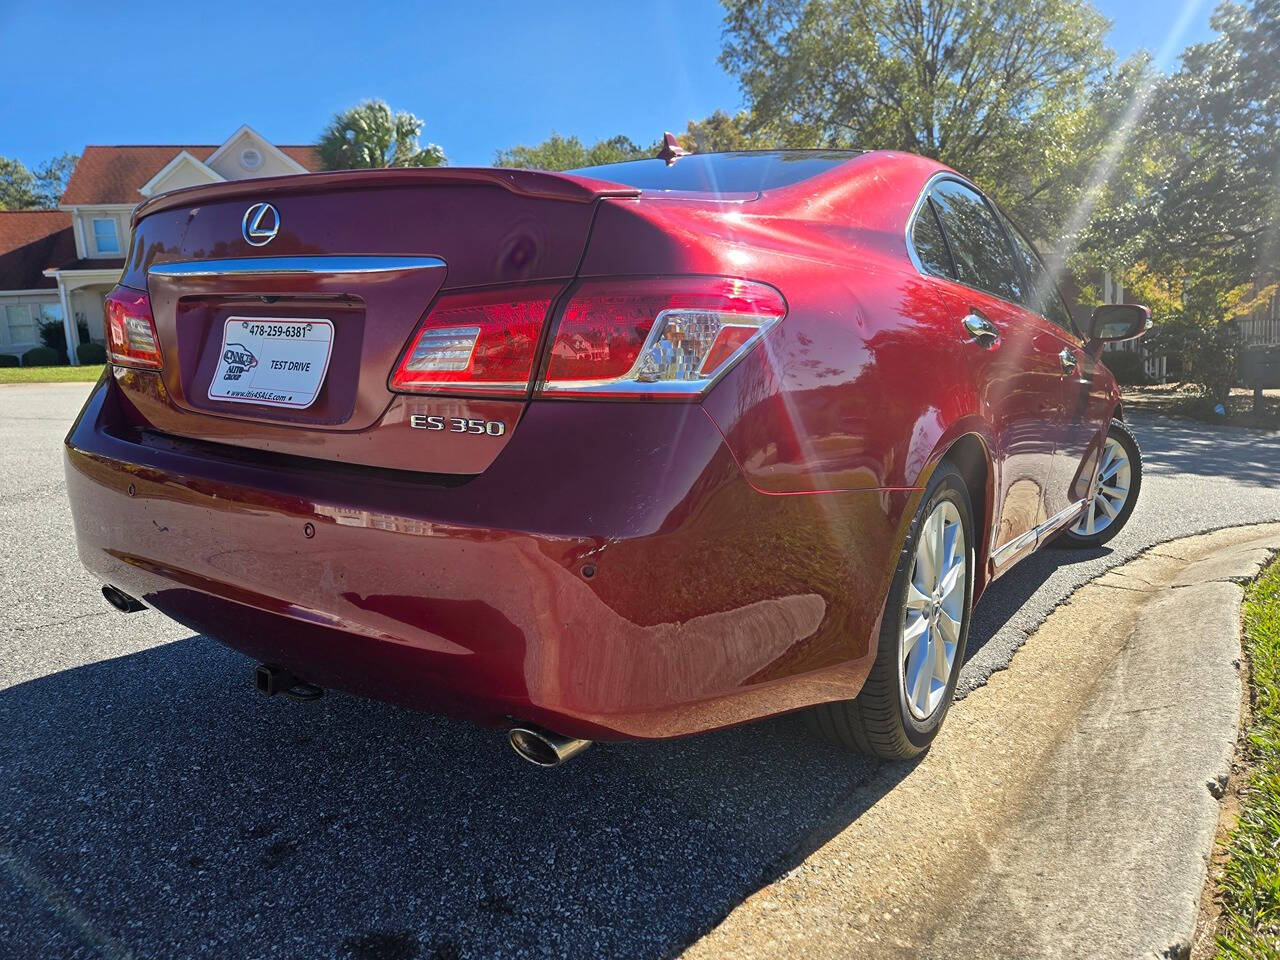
1119,0,1279,288
0,152,79,209
678,110,768,152
317,100,446,170
718,0,1145,243
495,112,770,171
0,157,38,209
495,133,653,170
1100,0,1280,402
33,153,77,207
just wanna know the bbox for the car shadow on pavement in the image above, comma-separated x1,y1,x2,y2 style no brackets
0,635,914,960
1131,413,1280,489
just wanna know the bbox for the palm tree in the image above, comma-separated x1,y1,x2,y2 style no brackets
317,100,446,170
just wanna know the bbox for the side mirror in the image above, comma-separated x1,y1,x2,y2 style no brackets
1088,303,1151,343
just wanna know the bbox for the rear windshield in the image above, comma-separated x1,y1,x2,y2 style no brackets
569,150,859,195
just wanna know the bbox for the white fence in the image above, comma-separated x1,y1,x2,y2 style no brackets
1237,315,1280,347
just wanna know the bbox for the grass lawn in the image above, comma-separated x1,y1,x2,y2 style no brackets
0,365,105,384
1215,556,1280,958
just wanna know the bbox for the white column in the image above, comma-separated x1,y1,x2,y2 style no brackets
56,276,79,366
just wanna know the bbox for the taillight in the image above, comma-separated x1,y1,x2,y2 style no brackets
389,284,561,397
540,277,785,398
105,285,162,370
388,277,785,400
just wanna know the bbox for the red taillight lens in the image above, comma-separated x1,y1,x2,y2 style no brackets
541,277,786,398
390,284,561,397
388,277,786,400
105,285,162,370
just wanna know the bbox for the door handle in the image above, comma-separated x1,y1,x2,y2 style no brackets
1059,347,1078,374
962,313,1000,347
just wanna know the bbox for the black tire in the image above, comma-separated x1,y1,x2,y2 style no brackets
807,460,975,759
1059,418,1142,549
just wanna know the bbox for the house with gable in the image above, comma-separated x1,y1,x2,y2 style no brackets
0,126,318,363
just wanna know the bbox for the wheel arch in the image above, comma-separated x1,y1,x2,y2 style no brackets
913,426,996,599
940,433,994,597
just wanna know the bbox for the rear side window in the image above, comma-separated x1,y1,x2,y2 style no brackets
911,199,955,278
928,180,1023,303
1001,215,1077,334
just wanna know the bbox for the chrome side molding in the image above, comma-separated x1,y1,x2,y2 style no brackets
990,528,1037,566
990,499,1088,565
148,255,446,278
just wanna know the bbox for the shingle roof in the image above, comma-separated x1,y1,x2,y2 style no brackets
61,144,321,205
0,211,75,290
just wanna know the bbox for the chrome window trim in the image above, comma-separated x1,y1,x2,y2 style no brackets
906,193,956,280
148,255,447,279
908,174,1082,339
905,173,1027,311
904,171,965,280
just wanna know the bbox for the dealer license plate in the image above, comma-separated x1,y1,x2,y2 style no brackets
208,317,335,409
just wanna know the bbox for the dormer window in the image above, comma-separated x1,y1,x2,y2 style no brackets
240,147,262,171
92,218,120,255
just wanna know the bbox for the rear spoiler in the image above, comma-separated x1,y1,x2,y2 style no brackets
132,166,642,226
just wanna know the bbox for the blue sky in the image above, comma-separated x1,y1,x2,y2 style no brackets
0,0,1216,170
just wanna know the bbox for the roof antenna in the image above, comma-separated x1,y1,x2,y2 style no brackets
656,132,689,165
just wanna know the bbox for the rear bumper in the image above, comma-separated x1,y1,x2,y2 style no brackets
65,372,903,739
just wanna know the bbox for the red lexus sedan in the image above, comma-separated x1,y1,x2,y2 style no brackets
65,148,1148,766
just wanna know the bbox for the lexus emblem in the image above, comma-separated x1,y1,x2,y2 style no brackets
241,202,279,246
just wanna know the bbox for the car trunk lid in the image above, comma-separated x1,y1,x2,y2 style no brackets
116,169,637,475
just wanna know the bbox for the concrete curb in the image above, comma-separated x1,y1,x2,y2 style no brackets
685,524,1280,960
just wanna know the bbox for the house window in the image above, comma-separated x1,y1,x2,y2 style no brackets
92,218,120,254
4,305,38,346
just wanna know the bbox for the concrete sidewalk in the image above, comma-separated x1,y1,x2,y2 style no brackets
686,524,1280,960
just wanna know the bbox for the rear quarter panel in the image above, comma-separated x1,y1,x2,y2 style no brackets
580,151,997,587
582,152,994,496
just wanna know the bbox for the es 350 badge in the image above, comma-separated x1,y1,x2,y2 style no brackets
410,414,506,437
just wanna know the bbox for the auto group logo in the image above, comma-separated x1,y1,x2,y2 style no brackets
221,343,258,381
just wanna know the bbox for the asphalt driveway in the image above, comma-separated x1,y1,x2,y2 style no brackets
3,382,1279,960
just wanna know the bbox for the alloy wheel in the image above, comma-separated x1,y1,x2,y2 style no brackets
1073,436,1132,537
901,500,967,720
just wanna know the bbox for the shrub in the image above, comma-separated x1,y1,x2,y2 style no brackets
76,341,107,364
21,346,62,367
37,319,70,363
1101,350,1150,386
38,317,63,351
0,353,18,367
1158,313,1239,403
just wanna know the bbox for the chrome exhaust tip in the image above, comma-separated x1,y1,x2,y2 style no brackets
101,584,145,613
508,725,591,767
